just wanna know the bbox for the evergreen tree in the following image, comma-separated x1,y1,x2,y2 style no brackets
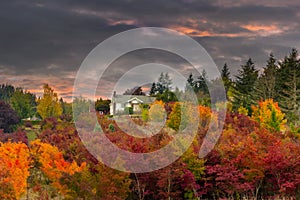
185,73,195,92
156,90,177,102
254,53,278,101
221,63,232,93
156,72,172,94
0,84,15,103
149,82,156,96
232,58,258,114
123,86,145,95
59,97,72,117
277,49,300,123
195,70,209,94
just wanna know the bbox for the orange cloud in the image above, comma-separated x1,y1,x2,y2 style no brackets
169,25,249,38
170,22,289,38
241,24,283,36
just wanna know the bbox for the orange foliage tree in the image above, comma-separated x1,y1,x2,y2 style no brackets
30,139,86,195
0,142,30,199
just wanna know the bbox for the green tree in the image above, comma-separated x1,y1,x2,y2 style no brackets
72,96,91,121
0,84,15,103
156,90,177,103
277,49,300,123
59,97,73,117
167,102,191,131
123,86,145,95
156,72,172,94
195,70,209,94
149,82,157,96
221,63,232,93
11,89,36,119
95,98,111,114
254,53,278,101
37,84,63,119
232,58,258,114
185,73,195,92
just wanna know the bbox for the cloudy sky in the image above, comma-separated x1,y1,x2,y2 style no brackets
1,0,300,101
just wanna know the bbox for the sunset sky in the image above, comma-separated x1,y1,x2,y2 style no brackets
1,0,300,101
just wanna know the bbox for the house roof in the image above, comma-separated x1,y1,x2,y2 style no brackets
112,95,156,104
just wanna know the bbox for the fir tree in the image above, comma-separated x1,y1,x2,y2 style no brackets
195,70,209,94
156,72,172,94
232,58,258,114
149,82,157,96
277,49,300,123
254,53,278,101
221,63,232,93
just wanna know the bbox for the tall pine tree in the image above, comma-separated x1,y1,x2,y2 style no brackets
253,53,278,101
277,49,300,124
221,63,232,94
232,58,258,114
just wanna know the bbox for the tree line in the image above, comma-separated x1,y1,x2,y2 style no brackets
0,84,110,132
179,48,300,125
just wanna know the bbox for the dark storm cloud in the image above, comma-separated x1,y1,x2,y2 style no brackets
0,0,299,98
0,0,137,75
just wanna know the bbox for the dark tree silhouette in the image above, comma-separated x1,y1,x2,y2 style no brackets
0,101,20,133
123,86,145,95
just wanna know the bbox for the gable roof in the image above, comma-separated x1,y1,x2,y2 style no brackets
112,95,156,104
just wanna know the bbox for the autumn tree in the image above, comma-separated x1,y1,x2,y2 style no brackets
0,141,30,199
37,84,63,119
263,140,300,198
251,99,286,132
30,139,86,196
167,102,182,131
0,100,20,132
167,102,193,131
149,100,166,122
0,128,28,144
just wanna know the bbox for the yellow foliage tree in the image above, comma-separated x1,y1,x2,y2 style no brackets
37,84,63,119
0,142,30,199
251,99,286,132
167,102,199,132
167,102,182,131
149,100,166,122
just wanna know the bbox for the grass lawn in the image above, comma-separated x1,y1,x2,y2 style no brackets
24,124,41,143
